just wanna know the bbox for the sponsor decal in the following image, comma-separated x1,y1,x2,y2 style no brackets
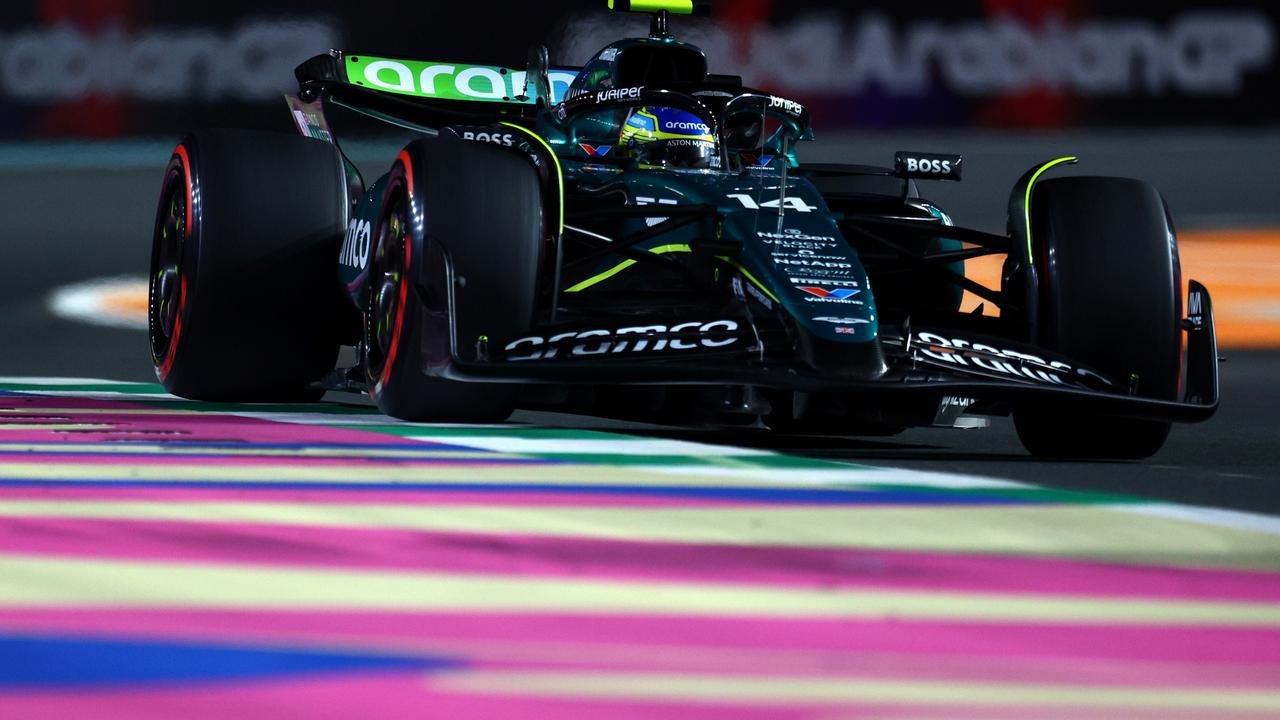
340,219,372,270
834,327,859,334
505,320,740,361
1187,288,1207,328
793,279,859,287
291,111,332,142
775,258,853,269
815,316,871,325
895,152,963,180
773,251,852,262
799,287,861,300
763,240,840,251
913,332,1109,386
580,143,614,157
596,86,644,103
743,279,774,309
784,265,859,278
347,57,575,104
905,158,950,173
626,112,658,132
665,119,712,133
769,95,805,116
461,129,515,146
757,229,837,243
728,194,820,213
598,47,619,62
730,275,774,311
286,96,335,144
741,154,775,167
665,138,714,148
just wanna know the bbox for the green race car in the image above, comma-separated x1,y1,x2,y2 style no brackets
148,0,1218,458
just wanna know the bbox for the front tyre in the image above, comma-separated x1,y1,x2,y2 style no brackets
1013,177,1181,459
365,139,545,422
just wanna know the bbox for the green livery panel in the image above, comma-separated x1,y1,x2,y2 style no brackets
343,55,577,105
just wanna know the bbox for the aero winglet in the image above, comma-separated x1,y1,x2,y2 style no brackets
608,0,712,16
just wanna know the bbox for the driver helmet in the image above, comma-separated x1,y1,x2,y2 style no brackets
618,107,719,170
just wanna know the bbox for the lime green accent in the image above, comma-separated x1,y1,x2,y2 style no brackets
1023,156,1077,261
609,0,695,12
565,244,692,293
345,56,565,104
718,257,781,304
501,123,565,234
565,247,781,304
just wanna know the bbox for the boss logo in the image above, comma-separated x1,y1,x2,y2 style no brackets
906,158,951,173
461,130,515,146
894,152,964,180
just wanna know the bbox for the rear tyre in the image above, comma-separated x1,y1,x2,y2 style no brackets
364,139,545,422
1012,177,1181,459
148,130,352,401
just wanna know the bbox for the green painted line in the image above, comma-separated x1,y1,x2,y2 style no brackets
516,453,854,470
0,383,166,394
869,484,1142,505
334,425,644,439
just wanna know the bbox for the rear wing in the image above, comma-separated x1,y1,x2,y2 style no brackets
294,49,746,136
341,54,580,106
294,51,579,130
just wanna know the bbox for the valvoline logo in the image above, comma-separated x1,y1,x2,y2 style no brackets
799,286,860,300
580,144,614,158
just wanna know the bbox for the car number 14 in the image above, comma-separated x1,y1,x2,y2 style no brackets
727,194,819,213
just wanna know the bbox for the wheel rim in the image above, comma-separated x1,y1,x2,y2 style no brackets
366,188,407,383
149,167,186,366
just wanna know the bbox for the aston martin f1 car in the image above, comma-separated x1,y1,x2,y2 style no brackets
149,0,1218,458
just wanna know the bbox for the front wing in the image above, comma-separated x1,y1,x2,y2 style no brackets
425,281,1220,424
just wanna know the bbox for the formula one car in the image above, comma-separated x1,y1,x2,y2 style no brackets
148,0,1218,458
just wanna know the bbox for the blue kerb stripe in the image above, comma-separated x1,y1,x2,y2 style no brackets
0,479,1040,505
0,634,462,688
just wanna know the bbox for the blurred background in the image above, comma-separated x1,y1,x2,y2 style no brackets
0,0,1276,378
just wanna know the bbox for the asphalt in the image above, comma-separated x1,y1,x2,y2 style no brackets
0,131,1275,515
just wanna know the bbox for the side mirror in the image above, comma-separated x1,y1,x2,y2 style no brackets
523,45,553,108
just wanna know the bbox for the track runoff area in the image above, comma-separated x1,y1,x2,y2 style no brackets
5,228,1278,717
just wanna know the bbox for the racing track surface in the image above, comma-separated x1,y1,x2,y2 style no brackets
2,132,1277,511
0,132,1277,716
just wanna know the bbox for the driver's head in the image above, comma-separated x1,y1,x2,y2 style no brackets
618,107,718,170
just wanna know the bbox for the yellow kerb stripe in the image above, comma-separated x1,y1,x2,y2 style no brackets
436,671,1280,711
3,554,1280,626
